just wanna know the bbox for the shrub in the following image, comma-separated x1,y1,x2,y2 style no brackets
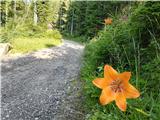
81,2,160,120
45,30,62,39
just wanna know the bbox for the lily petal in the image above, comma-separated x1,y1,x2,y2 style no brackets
118,72,131,83
124,84,140,99
104,65,118,81
92,78,108,89
115,92,127,111
99,87,115,105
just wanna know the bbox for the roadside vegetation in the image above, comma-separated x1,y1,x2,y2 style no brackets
80,2,160,120
10,36,61,53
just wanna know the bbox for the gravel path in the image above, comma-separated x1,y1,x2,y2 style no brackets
1,40,85,120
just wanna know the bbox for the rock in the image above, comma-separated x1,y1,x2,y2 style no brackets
0,43,12,58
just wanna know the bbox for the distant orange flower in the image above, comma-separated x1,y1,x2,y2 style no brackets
104,18,112,25
92,65,140,111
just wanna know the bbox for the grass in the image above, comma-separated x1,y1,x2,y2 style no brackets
80,2,160,119
10,37,61,53
81,40,160,120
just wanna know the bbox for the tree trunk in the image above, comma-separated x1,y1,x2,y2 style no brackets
70,10,74,36
0,0,2,26
34,0,38,25
5,1,8,26
14,0,16,21
59,3,62,30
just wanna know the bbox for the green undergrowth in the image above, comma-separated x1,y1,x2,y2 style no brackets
81,2,160,120
10,36,61,53
1,22,62,53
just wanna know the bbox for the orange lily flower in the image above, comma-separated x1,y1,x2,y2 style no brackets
104,18,112,25
92,65,140,111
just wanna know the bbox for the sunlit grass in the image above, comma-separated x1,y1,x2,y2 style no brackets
10,37,62,53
